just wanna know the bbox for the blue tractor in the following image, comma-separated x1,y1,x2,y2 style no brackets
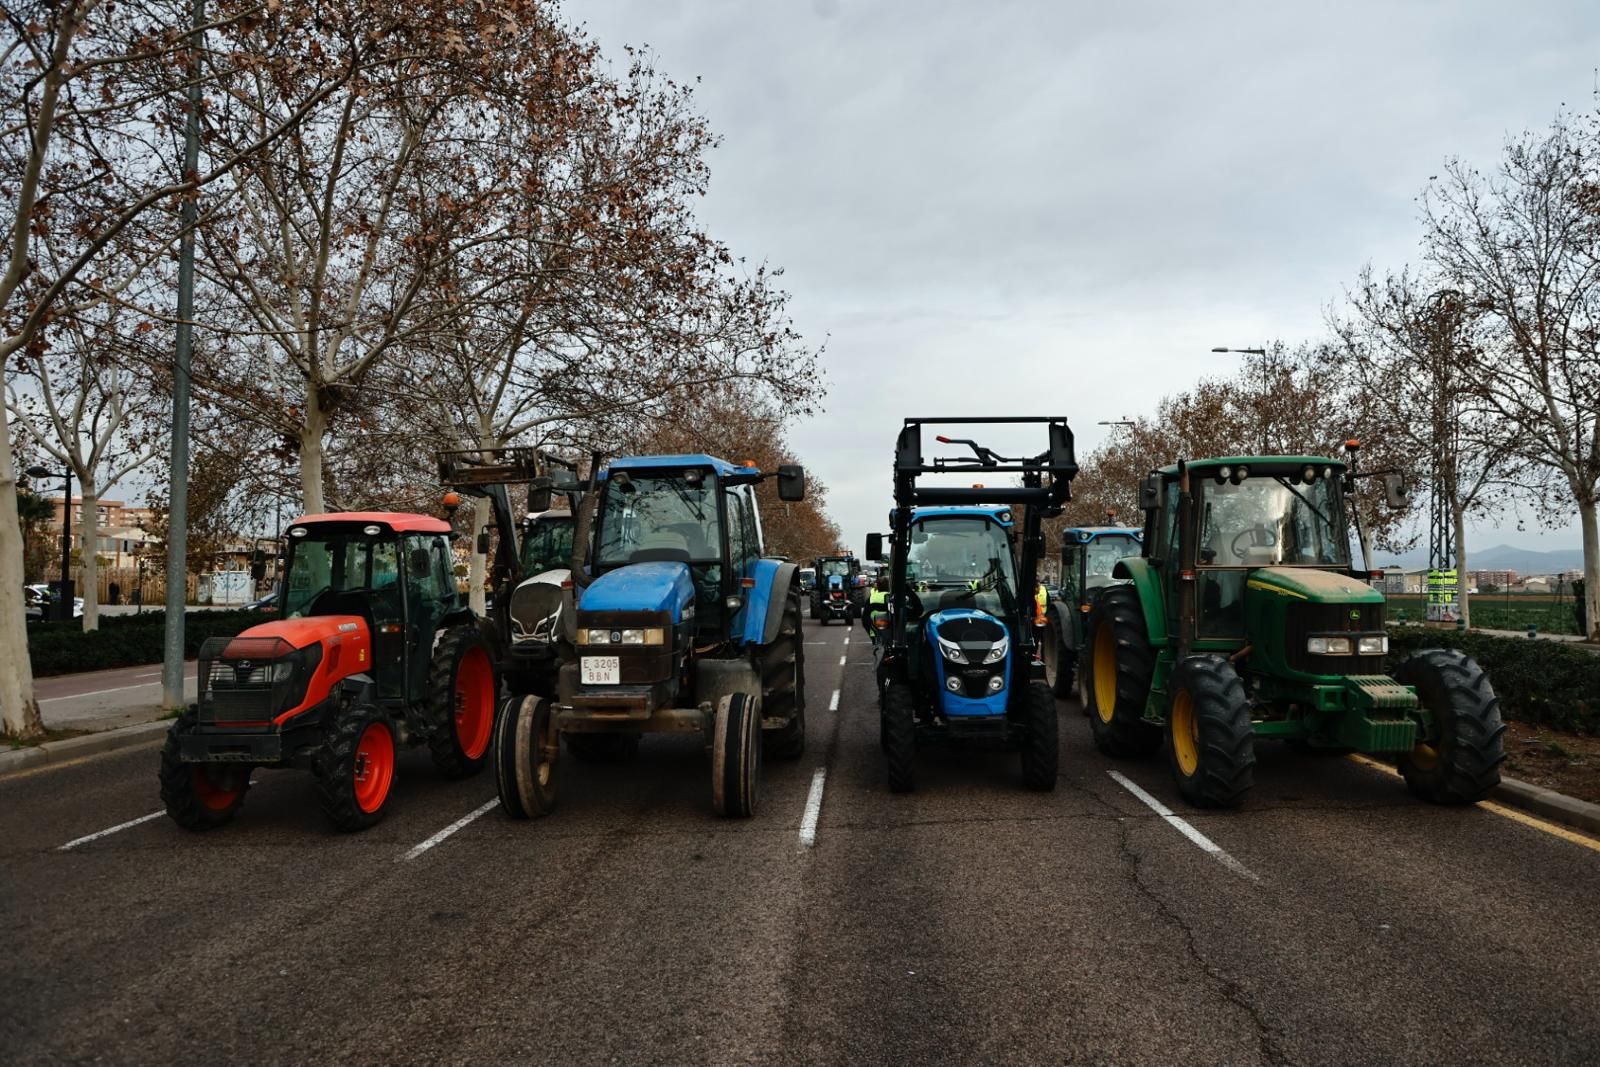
1040,524,1143,704
494,454,808,818
864,418,1077,793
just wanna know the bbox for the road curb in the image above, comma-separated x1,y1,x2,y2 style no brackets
0,719,169,779
1494,775,1600,837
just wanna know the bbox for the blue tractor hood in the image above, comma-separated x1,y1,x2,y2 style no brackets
579,562,695,622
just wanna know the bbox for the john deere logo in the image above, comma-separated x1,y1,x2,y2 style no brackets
1349,609,1361,620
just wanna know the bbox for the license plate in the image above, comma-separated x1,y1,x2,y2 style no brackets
581,656,620,685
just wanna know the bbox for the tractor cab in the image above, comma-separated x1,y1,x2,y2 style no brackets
519,508,575,578
1042,524,1142,699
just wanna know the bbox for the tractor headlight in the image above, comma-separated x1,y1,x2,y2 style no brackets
268,660,296,683
987,675,1005,693
1307,636,1353,655
945,676,962,692
1357,635,1388,655
981,634,1009,664
937,635,968,664
620,628,665,646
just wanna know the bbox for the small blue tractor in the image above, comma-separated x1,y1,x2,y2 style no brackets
864,418,1077,793
1040,523,1143,704
494,453,808,818
810,553,861,624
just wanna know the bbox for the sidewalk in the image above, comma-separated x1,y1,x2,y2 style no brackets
36,661,197,733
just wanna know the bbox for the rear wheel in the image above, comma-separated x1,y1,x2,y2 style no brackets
496,696,559,818
883,681,916,794
1086,586,1161,757
763,588,807,760
1166,656,1255,808
1020,680,1059,791
159,710,251,831
427,626,497,780
1396,649,1505,804
315,705,397,832
712,692,761,817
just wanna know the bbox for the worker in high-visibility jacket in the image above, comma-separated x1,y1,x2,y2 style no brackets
1034,581,1049,633
864,575,890,642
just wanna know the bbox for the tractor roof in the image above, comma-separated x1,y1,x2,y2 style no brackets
909,505,1015,527
1064,526,1142,540
290,512,452,534
1156,455,1346,478
603,454,750,478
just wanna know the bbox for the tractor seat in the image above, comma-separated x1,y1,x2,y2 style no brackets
663,523,712,558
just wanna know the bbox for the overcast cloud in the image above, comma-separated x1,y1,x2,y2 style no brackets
569,0,1600,553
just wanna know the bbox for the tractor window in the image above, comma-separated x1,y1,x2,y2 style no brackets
1060,543,1082,606
283,532,379,618
1198,476,1348,567
741,486,763,560
1198,571,1248,638
520,516,575,575
725,489,754,573
1085,535,1139,590
595,470,722,566
906,517,1019,619
819,559,853,578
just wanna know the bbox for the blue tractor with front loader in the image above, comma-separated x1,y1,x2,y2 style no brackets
865,418,1077,793
494,454,809,818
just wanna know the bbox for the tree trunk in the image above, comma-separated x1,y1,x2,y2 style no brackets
0,402,44,739
468,497,487,616
299,388,328,515
1581,498,1600,644
1453,503,1470,629
79,483,100,631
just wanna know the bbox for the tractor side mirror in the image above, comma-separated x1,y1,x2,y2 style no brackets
1382,473,1410,509
865,532,884,561
475,531,490,556
249,549,267,582
777,464,806,501
527,476,554,513
1139,473,1161,510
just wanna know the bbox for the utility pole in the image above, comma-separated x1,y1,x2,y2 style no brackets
1212,346,1270,452
163,0,205,707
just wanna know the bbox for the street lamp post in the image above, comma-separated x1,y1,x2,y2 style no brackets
26,465,74,621
1211,346,1270,452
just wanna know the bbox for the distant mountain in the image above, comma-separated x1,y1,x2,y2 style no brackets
1371,543,1585,575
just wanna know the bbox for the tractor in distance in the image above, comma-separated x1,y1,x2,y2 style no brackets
1087,449,1504,808
160,511,497,832
437,447,584,700
1040,520,1142,705
494,453,809,819
865,417,1077,794
810,553,862,624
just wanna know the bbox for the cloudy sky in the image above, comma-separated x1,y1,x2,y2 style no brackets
569,0,1600,554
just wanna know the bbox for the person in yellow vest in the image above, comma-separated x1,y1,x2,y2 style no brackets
1034,581,1049,633
864,574,890,642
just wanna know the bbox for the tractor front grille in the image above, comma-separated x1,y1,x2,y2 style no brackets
197,636,315,725
1285,601,1386,676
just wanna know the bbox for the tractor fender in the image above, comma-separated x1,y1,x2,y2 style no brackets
743,559,799,647
1111,557,1168,647
336,673,377,706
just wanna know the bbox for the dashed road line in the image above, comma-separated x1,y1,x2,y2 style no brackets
1107,770,1259,882
829,689,840,711
401,798,499,861
1347,754,1600,855
838,655,847,666
798,768,827,848
58,810,164,851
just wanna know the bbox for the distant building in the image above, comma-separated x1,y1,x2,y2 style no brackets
1469,569,1518,590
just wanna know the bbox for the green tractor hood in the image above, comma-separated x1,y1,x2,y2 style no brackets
1244,567,1385,606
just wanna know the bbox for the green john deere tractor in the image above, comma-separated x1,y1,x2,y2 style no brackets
1088,453,1505,808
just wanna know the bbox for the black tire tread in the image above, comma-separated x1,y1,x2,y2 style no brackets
883,681,916,794
159,709,250,831
314,705,394,832
1167,655,1255,808
763,588,807,760
1395,649,1506,804
1087,586,1162,757
1020,680,1059,791
427,625,496,780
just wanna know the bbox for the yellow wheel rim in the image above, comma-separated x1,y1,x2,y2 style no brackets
1410,741,1439,771
1093,624,1118,725
1171,689,1200,776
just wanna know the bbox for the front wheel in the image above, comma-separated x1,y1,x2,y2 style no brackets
496,696,559,818
1019,680,1059,791
712,692,761,817
763,588,807,760
1166,656,1255,808
315,705,397,832
160,710,251,831
883,681,916,794
1395,650,1505,804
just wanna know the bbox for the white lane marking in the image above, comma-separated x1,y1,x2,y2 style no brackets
844,635,850,646
839,655,847,666
1107,770,1259,882
40,673,197,703
58,810,164,851
798,768,827,848
400,798,499,861
805,641,828,645
828,689,840,711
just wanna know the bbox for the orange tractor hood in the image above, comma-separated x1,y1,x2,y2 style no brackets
230,615,368,652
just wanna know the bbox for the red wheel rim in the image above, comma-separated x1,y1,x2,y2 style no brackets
453,646,494,761
353,721,395,813
192,766,242,812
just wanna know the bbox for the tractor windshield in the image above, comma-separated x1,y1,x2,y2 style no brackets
520,515,575,575
819,559,853,577
282,531,401,619
595,470,723,565
907,517,1018,619
1198,476,1349,568
1084,535,1140,588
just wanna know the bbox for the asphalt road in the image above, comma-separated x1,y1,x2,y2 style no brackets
4,618,1599,1065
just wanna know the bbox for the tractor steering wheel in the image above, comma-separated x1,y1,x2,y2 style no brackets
1230,526,1278,559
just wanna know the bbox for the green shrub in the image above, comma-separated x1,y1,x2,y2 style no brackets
28,610,271,677
1386,626,1600,735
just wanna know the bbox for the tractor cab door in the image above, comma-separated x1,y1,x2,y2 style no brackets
402,533,457,699
1060,543,1083,610
366,538,406,698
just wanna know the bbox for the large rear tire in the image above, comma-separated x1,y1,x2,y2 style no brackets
763,588,807,760
159,709,251,831
427,625,497,780
883,681,916,794
1166,656,1255,808
1020,680,1059,791
1040,619,1067,697
711,692,761,817
496,696,559,818
315,705,397,832
1395,649,1505,804
1086,586,1162,757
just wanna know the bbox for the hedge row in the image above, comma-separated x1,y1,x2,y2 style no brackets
1386,626,1600,735
28,610,271,677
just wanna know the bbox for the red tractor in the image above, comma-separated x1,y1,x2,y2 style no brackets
159,512,498,832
